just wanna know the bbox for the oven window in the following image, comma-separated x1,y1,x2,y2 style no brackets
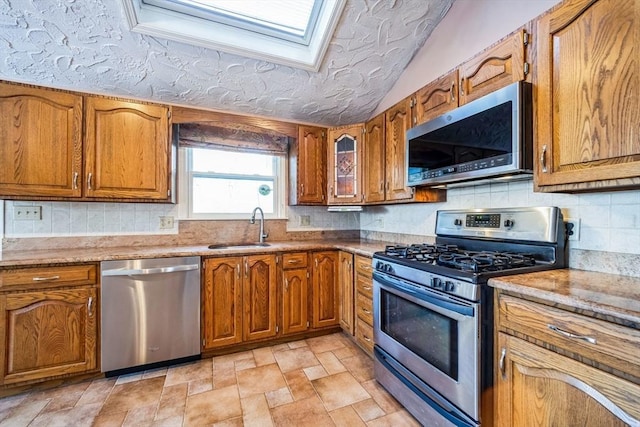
380,289,458,380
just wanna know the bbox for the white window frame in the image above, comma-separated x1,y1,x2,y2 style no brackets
177,147,287,220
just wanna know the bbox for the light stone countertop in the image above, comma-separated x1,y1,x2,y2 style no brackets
489,269,640,329
0,239,391,268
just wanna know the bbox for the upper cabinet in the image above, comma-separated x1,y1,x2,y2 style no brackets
535,0,640,192
327,124,364,205
363,101,446,204
0,81,173,202
289,125,327,205
414,28,530,127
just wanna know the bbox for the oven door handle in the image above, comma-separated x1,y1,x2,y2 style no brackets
374,272,475,317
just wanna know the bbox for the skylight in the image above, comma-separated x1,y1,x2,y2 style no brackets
120,0,345,71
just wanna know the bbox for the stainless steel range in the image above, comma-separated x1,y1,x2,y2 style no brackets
372,207,567,427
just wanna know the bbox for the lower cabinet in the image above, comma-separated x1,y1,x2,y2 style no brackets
338,251,354,335
202,255,277,350
281,252,309,335
354,255,374,354
0,264,98,385
311,251,340,329
495,291,640,426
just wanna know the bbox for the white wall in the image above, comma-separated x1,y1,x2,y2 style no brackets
374,0,561,115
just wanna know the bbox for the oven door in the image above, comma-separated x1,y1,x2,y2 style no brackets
373,271,480,421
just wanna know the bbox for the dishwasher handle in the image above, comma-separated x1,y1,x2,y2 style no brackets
102,264,200,277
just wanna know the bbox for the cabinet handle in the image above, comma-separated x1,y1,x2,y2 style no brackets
32,275,60,282
499,347,506,378
87,296,94,317
363,285,372,291
540,145,548,173
288,259,301,264
73,172,79,190
450,81,456,102
87,173,93,190
245,259,249,278
301,183,304,194
284,278,289,291
361,307,371,314
363,335,371,342
236,264,240,279
460,78,465,96
548,324,597,344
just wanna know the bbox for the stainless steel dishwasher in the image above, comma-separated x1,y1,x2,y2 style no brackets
101,256,201,375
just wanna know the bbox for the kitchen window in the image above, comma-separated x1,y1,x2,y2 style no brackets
179,147,286,220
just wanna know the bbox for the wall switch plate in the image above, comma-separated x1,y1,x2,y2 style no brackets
159,216,174,229
14,206,42,220
565,218,580,241
300,215,311,226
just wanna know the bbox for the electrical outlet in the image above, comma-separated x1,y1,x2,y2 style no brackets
159,216,174,229
14,206,42,220
300,215,311,226
565,218,580,241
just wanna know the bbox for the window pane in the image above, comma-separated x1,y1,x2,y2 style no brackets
192,177,274,214
192,148,274,175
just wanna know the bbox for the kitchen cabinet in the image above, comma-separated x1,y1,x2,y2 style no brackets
354,255,374,355
0,81,173,202
414,29,529,126
338,251,354,335
534,0,640,192
363,107,446,204
281,252,309,335
0,264,98,385
311,251,339,328
495,291,640,426
202,254,277,350
327,124,364,205
289,125,327,205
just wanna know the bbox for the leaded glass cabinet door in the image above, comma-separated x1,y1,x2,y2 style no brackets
327,124,364,204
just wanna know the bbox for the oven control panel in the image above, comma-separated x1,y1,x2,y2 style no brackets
466,213,500,228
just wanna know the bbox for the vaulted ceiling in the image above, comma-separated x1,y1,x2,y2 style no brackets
0,0,453,126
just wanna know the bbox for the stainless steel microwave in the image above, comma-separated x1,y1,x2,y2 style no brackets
406,81,532,187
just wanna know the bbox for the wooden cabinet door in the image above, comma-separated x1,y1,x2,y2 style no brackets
243,254,277,341
384,97,413,201
0,82,83,198
311,251,339,328
496,333,640,427
0,287,97,385
535,0,640,191
202,257,243,349
294,125,327,205
327,124,364,205
84,97,171,200
459,29,527,105
363,113,386,203
414,70,460,125
282,268,309,335
338,251,354,335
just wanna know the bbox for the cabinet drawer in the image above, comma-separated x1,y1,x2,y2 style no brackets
0,264,97,291
356,292,373,326
282,252,308,270
356,317,374,354
355,255,372,278
498,294,640,381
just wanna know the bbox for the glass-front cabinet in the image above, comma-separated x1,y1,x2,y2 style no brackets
327,124,364,205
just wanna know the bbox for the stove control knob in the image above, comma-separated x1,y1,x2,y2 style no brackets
504,219,514,228
432,277,442,289
375,261,383,270
454,219,463,227
384,264,393,273
445,281,455,292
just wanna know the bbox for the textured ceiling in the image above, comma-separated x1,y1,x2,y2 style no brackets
0,0,453,126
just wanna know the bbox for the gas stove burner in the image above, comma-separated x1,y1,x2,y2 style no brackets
437,251,536,273
384,244,459,259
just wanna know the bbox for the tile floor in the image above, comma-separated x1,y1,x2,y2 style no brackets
0,333,420,426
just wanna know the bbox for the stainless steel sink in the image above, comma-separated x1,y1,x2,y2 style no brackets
207,243,271,250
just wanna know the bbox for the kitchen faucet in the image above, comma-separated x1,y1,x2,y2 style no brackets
250,207,268,244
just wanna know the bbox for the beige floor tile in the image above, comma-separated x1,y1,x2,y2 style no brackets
188,377,214,396
0,399,50,427
265,387,293,408
155,383,187,421
76,377,117,407
342,353,375,382
184,384,242,426
151,414,184,426
352,398,386,422
92,410,127,427
317,350,348,375
329,405,367,427
360,380,403,414
116,372,143,385
164,359,212,387
333,345,362,360
270,395,335,427
303,364,329,381
213,365,238,389
273,347,320,373
366,409,421,427
307,333,348,353
286,339,308,349
237,364,287,398
252,346,277,366
312,371,371,411
213,416,244,426
40,389,85,414
235,358,258,371
100,377,165,415
142,367,168,379
270,343,292,353
29,401,102,427
0,393,27,415
214,350,254,364
283,369,316,401
241,394,274,426
123,404,157,426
